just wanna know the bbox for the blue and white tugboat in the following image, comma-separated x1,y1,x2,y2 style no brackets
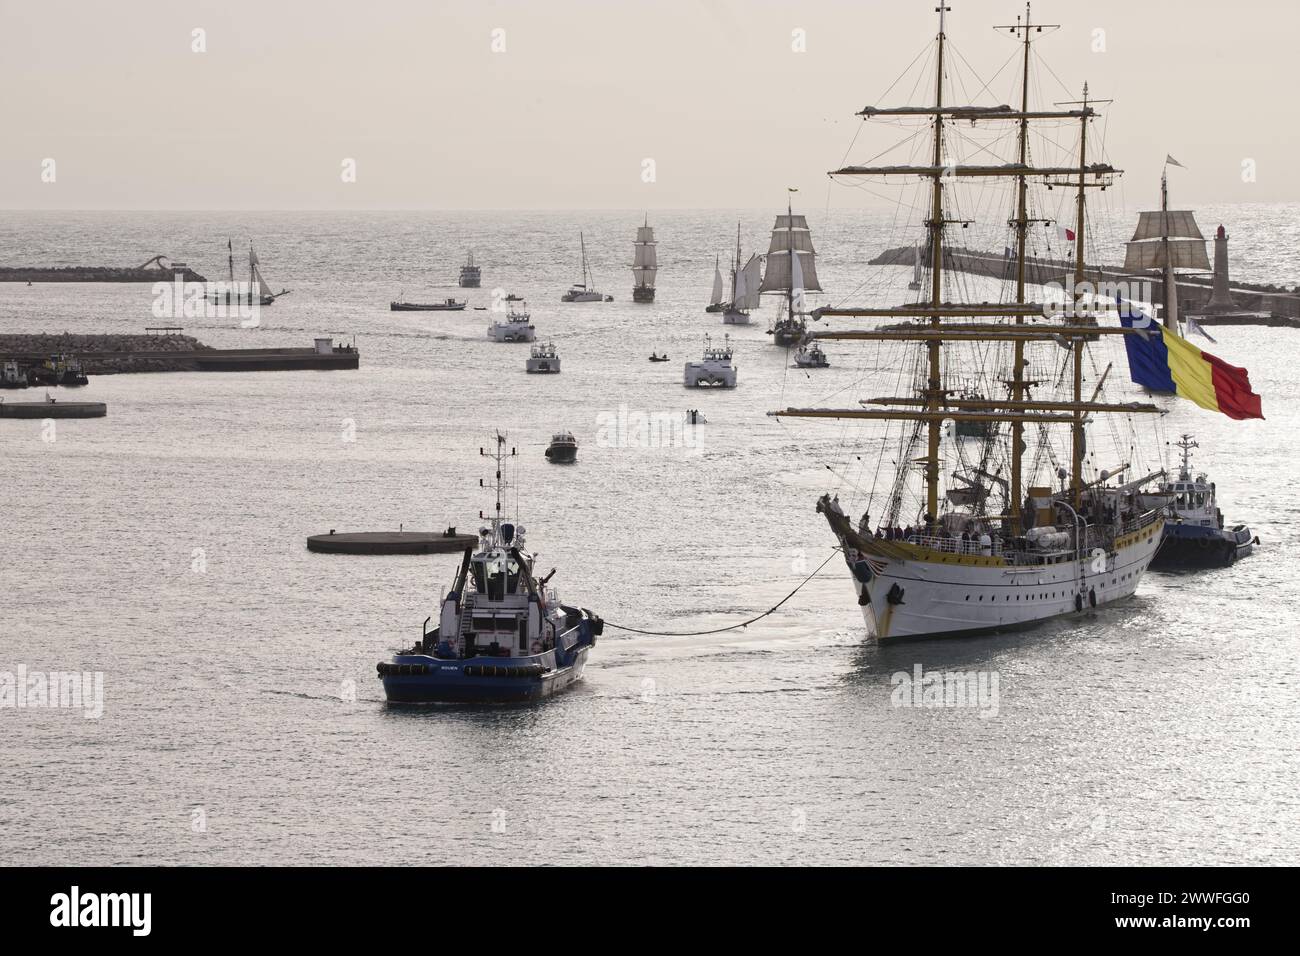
376,433,603,704
1149,434,1257,569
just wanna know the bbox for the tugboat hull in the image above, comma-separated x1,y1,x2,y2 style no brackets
1151,524,1254,569
379,611,601,704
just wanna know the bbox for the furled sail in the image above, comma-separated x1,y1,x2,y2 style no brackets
1122,238,1211,272
734,254,763,310
710,258,725,305
633,225,657,288
759,214,822,292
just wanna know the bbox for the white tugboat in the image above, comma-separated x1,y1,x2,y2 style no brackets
684,334,737,388
772,5,1167,641
1147,434,1256,568
488,302,536,342
376,433,602,704
793,341,830,368
561,232,613,302
525,342,560,374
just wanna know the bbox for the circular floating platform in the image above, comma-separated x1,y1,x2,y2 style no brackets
0,401,106,419
307,531,478,555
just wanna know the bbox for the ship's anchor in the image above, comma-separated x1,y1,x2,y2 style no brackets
886,584,906,606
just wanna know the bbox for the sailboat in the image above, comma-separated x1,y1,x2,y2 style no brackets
705,255,726,313
206,240,289,306
771,4,1167,641
1122,161,1210,331
632,217,657,303
723,223,762,325
561,232,613,302
761,194,823,346
907,243,924,291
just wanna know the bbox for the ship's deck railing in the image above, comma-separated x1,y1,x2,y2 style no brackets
903,533,1002,557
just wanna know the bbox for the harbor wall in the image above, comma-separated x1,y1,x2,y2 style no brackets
0,334,360,373
0,266,207,283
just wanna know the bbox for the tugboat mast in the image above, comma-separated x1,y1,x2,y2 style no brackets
480,432,516,545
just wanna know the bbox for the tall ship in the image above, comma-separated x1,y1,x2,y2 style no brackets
771,4,1167,641
761,193,822,346
561,232,613,302
376,434,602,704
458,251,482,288
631,217,657,303
207,240,290,306
722,223,762,325
1122,161,1209,331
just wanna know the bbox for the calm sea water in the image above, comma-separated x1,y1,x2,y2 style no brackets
1,207,1297,865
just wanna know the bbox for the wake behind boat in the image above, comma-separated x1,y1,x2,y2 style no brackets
376,434,602,704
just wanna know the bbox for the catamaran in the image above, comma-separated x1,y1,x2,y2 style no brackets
771,4,1168,642
685,334,737,387
632,217,657,303
762,195,823,346
562,232,613,302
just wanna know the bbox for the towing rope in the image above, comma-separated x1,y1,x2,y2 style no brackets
602,549,842,637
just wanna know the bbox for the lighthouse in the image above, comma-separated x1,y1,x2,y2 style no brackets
1204,224,1236,312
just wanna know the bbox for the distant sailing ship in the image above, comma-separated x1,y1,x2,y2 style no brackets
459,251,482,288
207,240,290,306
907,243,924,291
1123,160,1210,332
723,223,762,325
632,217,657,303
561,232,613,302
762,195,822,346
773,4,1167,641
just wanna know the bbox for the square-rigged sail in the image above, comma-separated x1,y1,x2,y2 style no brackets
759,214,822,293
633,224,657,289
1123,210,1210,272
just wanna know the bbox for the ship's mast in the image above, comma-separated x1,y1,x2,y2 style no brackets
480,432,517,545
922,3,950,529
731,221,740,303
787,191,795,324
1070,85,1090,506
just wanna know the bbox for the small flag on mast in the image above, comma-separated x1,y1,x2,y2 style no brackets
1165,154,1186,168
1057,225,1076,242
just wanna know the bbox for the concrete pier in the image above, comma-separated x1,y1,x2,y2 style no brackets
0,400,106,419
307,531,478,555
0,334,359,374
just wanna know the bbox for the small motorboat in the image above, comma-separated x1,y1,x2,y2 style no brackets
526,342,561,374
793,341,830,369
648,352,670,362
391,298,466,311
0,361,30,390
545,431,578,464
488,306,536,342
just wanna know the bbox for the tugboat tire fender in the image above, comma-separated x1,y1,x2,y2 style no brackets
1088,588,1097,608
1074,593,1084,613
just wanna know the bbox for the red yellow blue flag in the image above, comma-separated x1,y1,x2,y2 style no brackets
1119,311,1263,420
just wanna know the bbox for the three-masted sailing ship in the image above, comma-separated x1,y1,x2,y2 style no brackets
1123,161,1210,331
772,4,1168,641
632,217,658,303
761,194,823,346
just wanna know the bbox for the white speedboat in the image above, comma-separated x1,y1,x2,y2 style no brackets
793,341,830,368
526,342,560,373
684,334,737,388
489,306,536,342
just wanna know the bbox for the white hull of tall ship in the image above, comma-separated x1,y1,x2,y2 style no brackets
822,508,1164,641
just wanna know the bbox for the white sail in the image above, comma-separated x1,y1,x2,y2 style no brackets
734,255,763,310
1122,238,1211,272
249,246,274,298
913,244,923,283
790,238,806,314
1131,210,1204,241
710,259,725,305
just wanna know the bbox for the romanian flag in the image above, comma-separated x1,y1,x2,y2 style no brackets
1119,310,1263,420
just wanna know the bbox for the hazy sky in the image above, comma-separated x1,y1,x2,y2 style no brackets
3,0,1297,210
